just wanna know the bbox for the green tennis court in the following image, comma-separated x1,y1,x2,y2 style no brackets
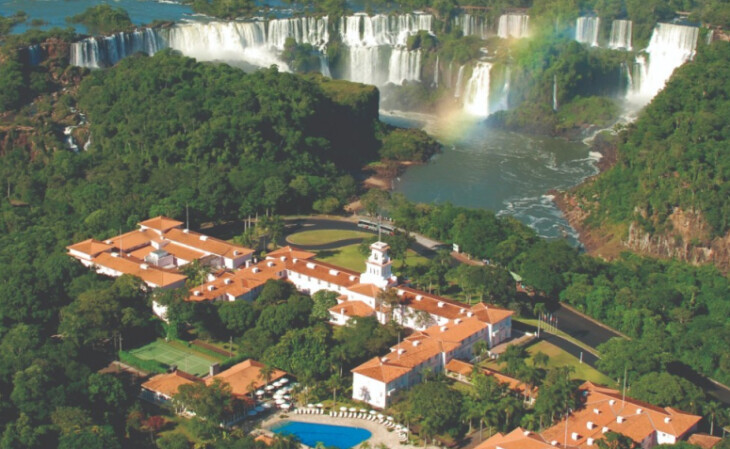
129,340,222,377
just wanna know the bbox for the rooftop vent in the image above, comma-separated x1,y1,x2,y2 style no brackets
329,269,339,276
381,357,389,363
233,250,240,256
602,427,609,434
459,308,465,314
617,416,625,424
551,441,558,446
207,285,216,291
523,431,530,436
293,258,299,264
224,278,233,285
267,261,275,268
454,319,462,324
280,256,287,262
349,275,357,281
183,229,189,233
571,432,580,441
397,348,405,355
398,289,405,296
440,325,447,332
664,417,671,424
412,341,420,347
609,399,616,405
416,295,422,301
636,408,642,414
306,262,315,269
467,311,474,317
111,252,120,258
438,301,445,308
105,240,113,244
587,438,595,446
193,291,202,296
200,235,208,241
587,421,594,430
252,267,260,274
140,263,149,270
593,408,601,415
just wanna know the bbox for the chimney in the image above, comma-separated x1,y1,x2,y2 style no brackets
467,311,474,317
245,260,251,268
440,325,447,332
571,432,580,441
224,278,233,285
636,408,642,414
459,308,465,314
207,285,215,291
397,348,405,355
193,290,202,296
437,301,445,308
267,261,275,267
617,416,625,424
664,417,671,424
593,408,601,415
412,340,420,347
602,427,609,434
183,229,189,233
587,438,595,446
381,357,389,363
551,441,558,446
587,421,594,429
252,267,260,273
233,250,240,256
199,235,208,241
306,262,315,269
609,399,616,405
140,263,149,270
416,295,422,301
329,269,339,276
280,256,287,261
209,363,220,376
454,319,462,324
293,258,299,264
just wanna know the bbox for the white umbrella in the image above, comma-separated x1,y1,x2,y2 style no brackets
340,407,348,412
279,378,289,384
265,385,275,391
396,425,403,430
316,403,324,408
387,416,393,421
262,403,273,409
349,407,357,412
255,390,265,396
283,394,291,400
360,409,367,413
273,380,283,387
281,403,291,410
275,398,285,405
369,410,377,415
308,403,315,408
377,414,384,419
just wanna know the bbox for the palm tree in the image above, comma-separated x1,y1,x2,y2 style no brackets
258,363,275,387
325,372,344,405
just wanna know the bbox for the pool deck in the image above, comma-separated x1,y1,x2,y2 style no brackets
259,412,437,449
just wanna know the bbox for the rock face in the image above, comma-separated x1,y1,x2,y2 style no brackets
625,208,730,272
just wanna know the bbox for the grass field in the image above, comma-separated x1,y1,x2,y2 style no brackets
315,244,430,272
129,339,225,377
286,229,372,245
482,340,615,387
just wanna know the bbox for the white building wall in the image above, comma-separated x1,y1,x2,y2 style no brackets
352,372,387,409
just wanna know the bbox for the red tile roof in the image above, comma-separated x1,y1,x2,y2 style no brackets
138,216,184,232
142,370,202,398
93,252,187,288
66,238,113,258
207,359,287,398
329,300,375,317
445,359,537,397
688,434,723,449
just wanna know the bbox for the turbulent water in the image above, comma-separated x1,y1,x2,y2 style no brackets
454,14,489,39
575,17,600,47
626,23,699,107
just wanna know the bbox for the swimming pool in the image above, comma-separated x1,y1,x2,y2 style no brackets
271,421,372,449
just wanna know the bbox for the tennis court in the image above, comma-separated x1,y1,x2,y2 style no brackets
129,340,223,377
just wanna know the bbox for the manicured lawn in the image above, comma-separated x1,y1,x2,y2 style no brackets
286,229,372,245
129,339,225,377
315,244,430,272
515,318,599,356
482,340,615,387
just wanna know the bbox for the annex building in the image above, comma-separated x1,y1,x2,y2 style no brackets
475,381,702,449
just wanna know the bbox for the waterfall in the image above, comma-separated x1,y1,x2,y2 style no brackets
609,20,632,50
388,48,421,85
70,28,164,68
454,14,488,39
552,75,558,111
445,61,453,88
338,13,431,86
26,44,43,66
463,62,492,117
499,66,511,111
267,17,329,50
498,14,529,39
433,55,439,87
453,64,465,98
68,13,434,86
575,17,600,47
626,23,699,106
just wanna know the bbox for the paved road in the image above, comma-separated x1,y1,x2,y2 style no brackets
280,217,437,257
553,305,622,349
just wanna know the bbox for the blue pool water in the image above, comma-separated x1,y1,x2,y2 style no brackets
272,421,372,449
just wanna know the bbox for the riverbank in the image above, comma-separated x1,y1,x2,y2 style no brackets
362,159,422,191
550,130,623,258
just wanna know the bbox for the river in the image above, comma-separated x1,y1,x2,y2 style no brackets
381,112,599,245
4,1,598,245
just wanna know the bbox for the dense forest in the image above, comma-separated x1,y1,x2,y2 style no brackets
568,41,730,264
